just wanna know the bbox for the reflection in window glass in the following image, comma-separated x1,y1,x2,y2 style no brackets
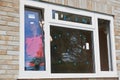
52,10,92,24
50,26,94,73
98,19,113,71
24,8,45,71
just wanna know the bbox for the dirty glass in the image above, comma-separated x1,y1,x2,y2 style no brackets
50,26,95,73
52,10,92,24
98,19,113,71
24,8,45,71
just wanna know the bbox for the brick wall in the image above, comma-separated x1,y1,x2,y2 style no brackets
0,0,120,80
0,0,19,80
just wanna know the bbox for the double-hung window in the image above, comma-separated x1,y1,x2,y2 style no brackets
19,0,117,79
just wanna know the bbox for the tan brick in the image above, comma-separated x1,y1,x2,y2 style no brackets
6,60,19,65
7,31,19,36
0,6,17,12
6,70,18,75
0,55,13,60
0,40,7,45
7,51,19,55
13,18,19,22
0,35,13,41
0,31,7,35
116,56,120,60
0,65,19,70
0,75,14,78
87,0,93,10
0,1,13,7
0,70,6,74
0,60,7,64
0,16,13,21
0,25,19,31
12,55,19,60
0,35,19,41
0,20,7,25
7,41,19,46
0,11,7,16
0,50,7,55
7,12,19,18
64,0,68,5
1,0,14,2
7,22,19,27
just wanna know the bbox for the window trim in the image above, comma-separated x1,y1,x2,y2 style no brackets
19,0,117,79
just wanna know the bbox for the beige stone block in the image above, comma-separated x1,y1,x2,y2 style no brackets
87,0,93,10
0,35,19,41
80,0,87,9
0,35,12,41
6,70,18,75
0,25,19,31
6,60,19,65
107,5,113,14
7,22,19,27
0,20,7,25
0,75,14,78
0,31,6,35
0,11,7,15
64,0,68,5
0,60,7,64
0,6,16,12
0,50,7,54
13,18,19,22
0,1,13,7
7,41,19,46
116,56,120,60
117,67,120,70
7,31,19,36
7,12,19,18
0,65,19,70
13,36,19,41
115,44,120,50
7,51,19,55
0,70,6,74
0,16,13,21
11,46,19,51
12,55,19,60
0,0,14,3
68,0,76,7
0,40,8,45
0,55,12,59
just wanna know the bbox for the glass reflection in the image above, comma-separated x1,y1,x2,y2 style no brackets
50,26,94,73
25,8,45,71
52,10,92,24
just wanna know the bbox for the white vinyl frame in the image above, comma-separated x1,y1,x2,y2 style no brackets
19,0,117,79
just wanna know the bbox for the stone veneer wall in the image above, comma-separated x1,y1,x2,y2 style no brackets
0,0,19,80
0,0,120,80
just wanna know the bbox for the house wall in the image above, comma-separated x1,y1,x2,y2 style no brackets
0,0,120,80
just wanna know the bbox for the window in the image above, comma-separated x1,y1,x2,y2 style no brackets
19,0,117,78
50,26,94,73
98,19,112,71
24,7,45,71
52,10,92,24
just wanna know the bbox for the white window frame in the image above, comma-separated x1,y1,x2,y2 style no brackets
19,0,117,79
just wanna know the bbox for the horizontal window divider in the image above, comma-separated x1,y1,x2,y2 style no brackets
49,21,95,30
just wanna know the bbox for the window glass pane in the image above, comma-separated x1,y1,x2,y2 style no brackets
52,10,92,24
50,26,95,73
24,8,45,71
98,19,113,71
